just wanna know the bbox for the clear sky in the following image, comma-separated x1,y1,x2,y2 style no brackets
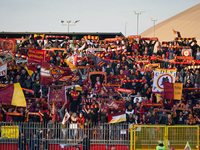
0,0,199,36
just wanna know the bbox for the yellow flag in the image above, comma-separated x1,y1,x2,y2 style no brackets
11,83,26,107
174,83,183,100
75,85,82,91
24,66,34,76
155,94,161,103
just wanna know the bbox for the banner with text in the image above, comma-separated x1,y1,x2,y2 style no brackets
48,86,66,102
0,53,14,65
152,68,177,93
0,63,7,76
28,48,45,64
1,126,19,139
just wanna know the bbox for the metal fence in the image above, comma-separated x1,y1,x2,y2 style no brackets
131,125,199,150
0,122,130,150
1,122,200,150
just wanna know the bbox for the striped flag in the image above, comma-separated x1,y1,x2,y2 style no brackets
0,83,26,107
164,82,183,100
89,54,110,68
24,65,37,76
108,112,126,124
41,61,73,85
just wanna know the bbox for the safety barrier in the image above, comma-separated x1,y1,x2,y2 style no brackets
0,122,130,150
1,122,200,150
130,125,199,150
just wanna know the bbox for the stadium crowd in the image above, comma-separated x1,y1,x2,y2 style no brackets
0,34,200,141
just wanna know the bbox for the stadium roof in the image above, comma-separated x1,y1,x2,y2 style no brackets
0,32,124,40
141,4,200,42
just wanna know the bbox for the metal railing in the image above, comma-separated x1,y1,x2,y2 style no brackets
130,125,199,150
0,122,130,150
1,122,200,150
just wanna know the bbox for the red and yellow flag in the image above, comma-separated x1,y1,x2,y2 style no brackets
0,83,26,107
41,61,73,85
164,82,183,100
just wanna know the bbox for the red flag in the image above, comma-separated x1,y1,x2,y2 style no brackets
163,82,174,99
114,100,125,111
28,49,46,64
40,61,73,85
27,65,37,72
115,88,135,93
105,100,119,109
0,38,16,53
48,86,66,102
164,82,183,100
0,83,26,107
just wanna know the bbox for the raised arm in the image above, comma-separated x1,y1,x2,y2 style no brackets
97,102,101,113
83,105,90,114
1,107,7,113
59,101,67,112
47,102,52,112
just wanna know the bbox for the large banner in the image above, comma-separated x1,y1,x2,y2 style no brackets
1,126,19,139
0,63,7,76
164,82,183,100
48,86,66,102
152,68,177,93
114,100,125,111
0,53,14,65
28,48,45,64
0,38,16,52
41,61,73,85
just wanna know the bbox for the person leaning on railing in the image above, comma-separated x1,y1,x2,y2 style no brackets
77,112,85,139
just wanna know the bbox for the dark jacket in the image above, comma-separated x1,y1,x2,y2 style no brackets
30,137,39,150
147,115,155,124
158,114,167,125
82,137,90,150
24,78,32,89
18,136,27,150
165,118,175,125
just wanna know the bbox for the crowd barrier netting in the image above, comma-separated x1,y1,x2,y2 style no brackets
130,125,199,150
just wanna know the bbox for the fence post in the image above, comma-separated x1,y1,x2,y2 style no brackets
197,126,199,150
130,125,133,150
165,126,168,150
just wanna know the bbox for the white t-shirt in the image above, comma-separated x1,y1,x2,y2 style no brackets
133,96,143,103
